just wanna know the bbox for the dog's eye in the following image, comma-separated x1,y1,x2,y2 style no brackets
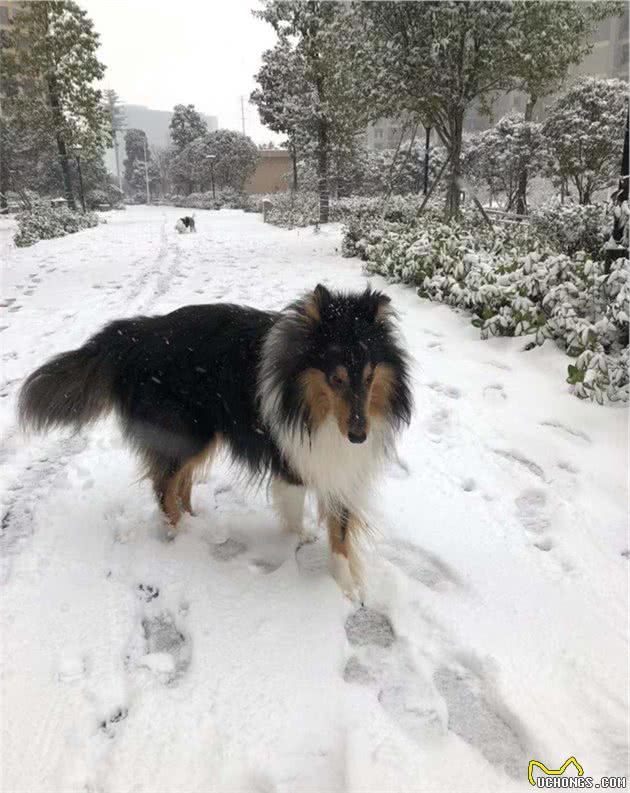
366,372,374,385
330,373,344,387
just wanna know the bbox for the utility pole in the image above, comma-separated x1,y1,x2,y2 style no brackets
240,96,246,136
142,134,150,204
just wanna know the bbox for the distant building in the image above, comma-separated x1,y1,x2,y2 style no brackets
0,0,21,32
365,9,630,145
468,8,629,130
243,150,292,194
105,104,218,175
365,118,413,153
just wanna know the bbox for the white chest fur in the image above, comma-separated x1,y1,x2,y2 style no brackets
274,415,390,512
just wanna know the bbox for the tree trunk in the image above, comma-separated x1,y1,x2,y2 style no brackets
0,126,9,210
445,112,464,220
43,4,75,210
48,82,75,210
290,139,298,191
515,96,536,216
317,120,329,224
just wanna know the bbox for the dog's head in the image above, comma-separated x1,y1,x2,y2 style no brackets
261,285,412,444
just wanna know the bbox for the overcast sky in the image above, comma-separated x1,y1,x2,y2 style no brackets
79,0,283,144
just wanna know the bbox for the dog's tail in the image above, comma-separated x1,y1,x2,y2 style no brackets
19,339,114,434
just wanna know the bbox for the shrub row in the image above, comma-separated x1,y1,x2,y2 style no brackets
341,206,627,404
14,202,99,248
173,188,256,212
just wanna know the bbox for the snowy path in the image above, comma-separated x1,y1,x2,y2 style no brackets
1,207,627,793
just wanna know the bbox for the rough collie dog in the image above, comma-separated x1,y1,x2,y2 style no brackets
18,285,412,594
175,215,196,233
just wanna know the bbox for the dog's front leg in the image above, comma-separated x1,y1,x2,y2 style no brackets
326,502,363,598
272,478,306,538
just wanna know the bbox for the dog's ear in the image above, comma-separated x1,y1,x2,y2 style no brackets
303,284,332,323
366,290,392,323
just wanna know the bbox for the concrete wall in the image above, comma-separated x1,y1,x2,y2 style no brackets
244,150,291,194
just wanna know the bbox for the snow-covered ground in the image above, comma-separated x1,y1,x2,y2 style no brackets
1,207,627,793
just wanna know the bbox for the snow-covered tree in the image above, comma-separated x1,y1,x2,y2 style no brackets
251,39,311,190
151,146,175,197
172,130,259,194
509,1,623,214
2,1,110,210
255,1,367,223
349,2,522,218
123,129,158,198
464,114,547,211
349,1,624,219
103,89,126,191
169,104,208,153
543,77,628,205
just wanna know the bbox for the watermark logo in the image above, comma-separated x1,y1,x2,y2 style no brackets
528,757,627,789
528,757,584,786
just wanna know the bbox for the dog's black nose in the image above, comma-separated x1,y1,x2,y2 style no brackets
348,429,367,444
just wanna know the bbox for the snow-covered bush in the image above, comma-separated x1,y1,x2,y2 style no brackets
85,189,110,209
173,190,253,211
263,192,429,230
463,113,547,212
264,191,320,227
343,213,628,403
14,202,99,247
530,202,611,260
543,77,628,205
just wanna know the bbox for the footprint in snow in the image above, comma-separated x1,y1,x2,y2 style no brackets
483,383,507,402
427,381,461,399
540,420,591,444
433,663,530,779
493,449,545,480
345,607,395,648
139,612,191,685
343,607,446,742
514,488,556,552
99,707,128,738
136,583,159,602
380,539,460,591
210,536,247,561
426,407,451,442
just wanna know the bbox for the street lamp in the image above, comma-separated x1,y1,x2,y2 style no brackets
72,144,86,212
205,154,216,199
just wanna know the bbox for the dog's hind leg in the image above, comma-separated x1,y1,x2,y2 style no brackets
151,461,184,530
176,436,222,516
272,478,306,538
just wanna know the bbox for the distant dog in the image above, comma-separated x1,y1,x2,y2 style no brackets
18,285,412,594
175,215,196,233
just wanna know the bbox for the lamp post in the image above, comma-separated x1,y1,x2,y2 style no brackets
205,154,216,199
72,145,86,212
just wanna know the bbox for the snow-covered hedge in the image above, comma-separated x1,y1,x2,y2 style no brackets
173,189,254,211
530,202,611,260
262,191,429,229
344,213,628,403
14,202,99,248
